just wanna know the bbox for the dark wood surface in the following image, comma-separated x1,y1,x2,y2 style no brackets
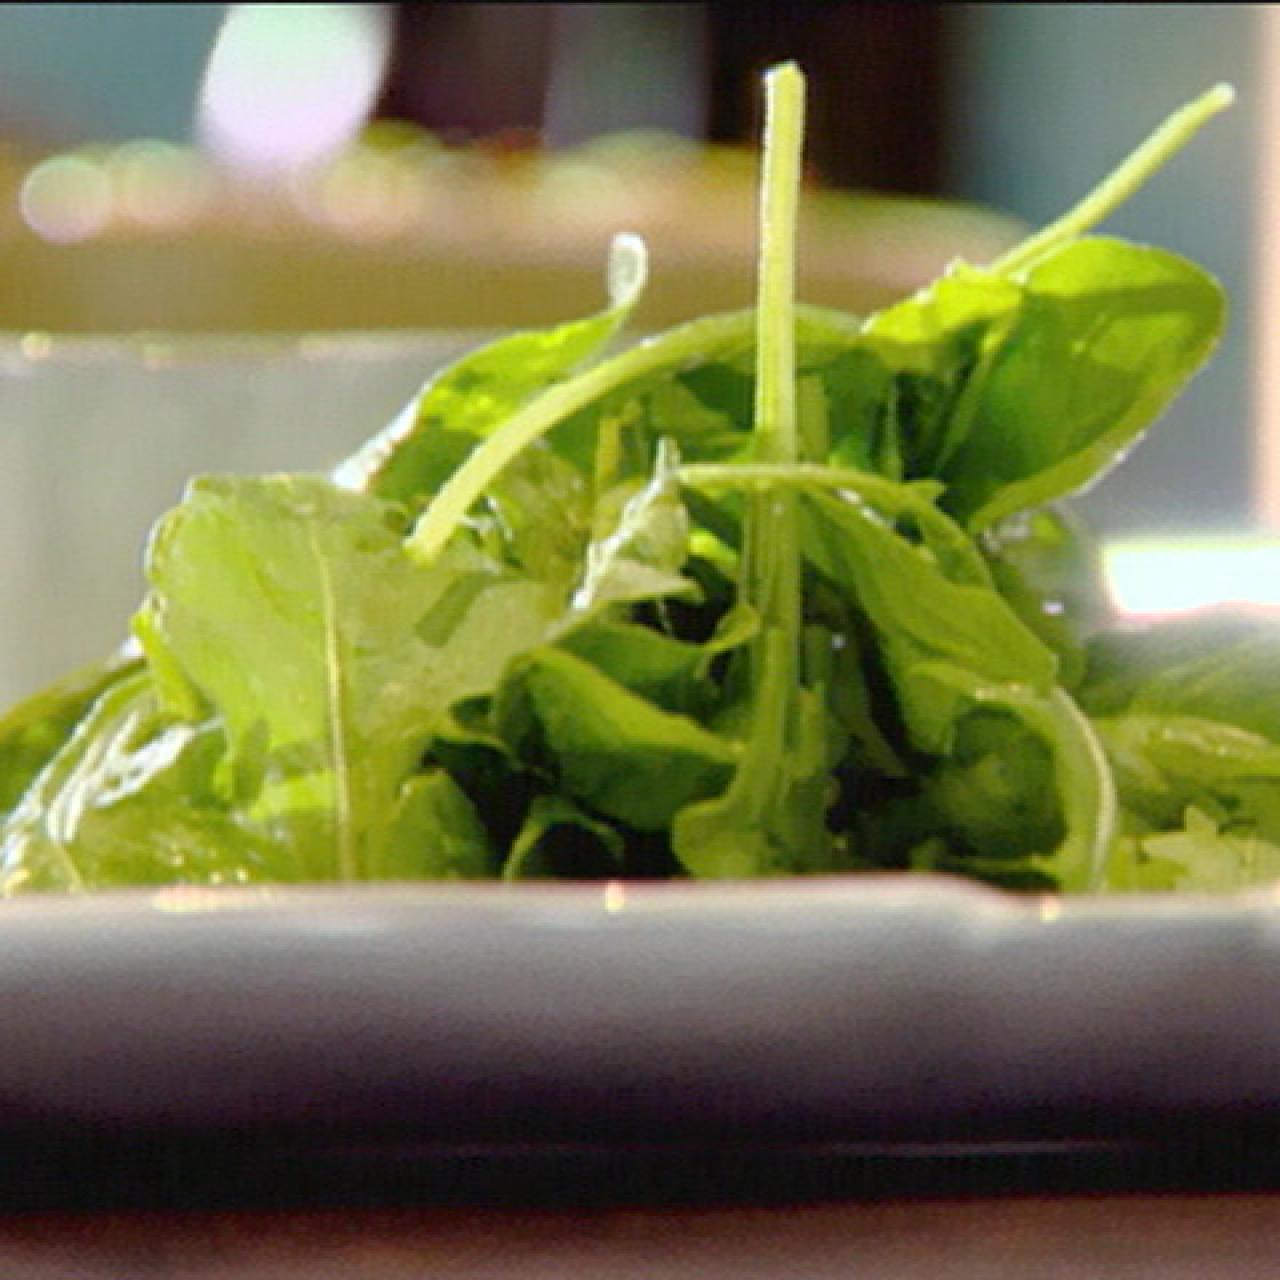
2,1139,1280,1277
2,1194,1280,1278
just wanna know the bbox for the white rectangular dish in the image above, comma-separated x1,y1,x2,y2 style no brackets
2,876,1277,1149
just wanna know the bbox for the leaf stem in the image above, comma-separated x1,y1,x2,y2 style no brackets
747,63,803,670
1026,687,1117,892
743,62,806,643
993,83,1235,277
311,527,358,883
724,61,829,871
680,460,991,587
404,311,754,564
754,61,804,469
402,292,861,568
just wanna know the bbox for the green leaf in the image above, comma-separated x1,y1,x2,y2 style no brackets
796,487,1055,748
1098,835,1184,893
426,702,536,853
1081,612,1280,741
646,372,753,462
404,310,757,565
481,441,594,595
373,769,498,880
1134,807,1280,894
792,488,1112,889
672,627,837,876
570,438,695,615
0,76,1244,898
334,233,650,505
135,474,560,880
919,707,1064,858
0,647,142,818
908,665,1115,892
495,646,736,831
399,298,877,568
941,237,1226,530
852,262,1024,478
679,461,983,586
556,621,709,716
981,506,1104,691
992,84,1235,277
682,62,836,880
0,672,277,892
504,794,624,880
1092,711,1280,882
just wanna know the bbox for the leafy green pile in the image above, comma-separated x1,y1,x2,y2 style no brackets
0,67,1266,895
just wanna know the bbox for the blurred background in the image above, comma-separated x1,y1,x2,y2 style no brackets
0,3,1270,651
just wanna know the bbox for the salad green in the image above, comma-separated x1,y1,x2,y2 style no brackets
0,66,1262,895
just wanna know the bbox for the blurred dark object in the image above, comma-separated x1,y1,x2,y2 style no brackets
0,4,1016,337
373,3,946,195
705,3,946,194
375,4,556,143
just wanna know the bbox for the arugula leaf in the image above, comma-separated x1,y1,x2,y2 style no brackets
669,63,840,878
791,486,1112,890
1130,808,1280,895
403,310,755,565
1081,612,1280,741
917,708,1064,858
0,646,142,817
992,84,1235,276
1100,835,1184,893
373,769,498,880
673,627,836,876
570,438,696,615
399,297,872,567
941,238,1226,531
849,263,1023,480
476,441,593,594
795,488,1056,731
981,505,1103,691
1079,623,1280,895
0,672,275,892
556,620,712,717
0,72,1249,898
134,474,560,879
496,646,736,831
333,233,649,505
812,237,1223,537
504,794,625,880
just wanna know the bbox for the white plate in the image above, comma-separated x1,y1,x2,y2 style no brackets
3,875,1279,1147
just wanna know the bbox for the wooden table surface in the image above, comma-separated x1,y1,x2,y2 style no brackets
2,1137,1278,1277
1,1194,1279,1278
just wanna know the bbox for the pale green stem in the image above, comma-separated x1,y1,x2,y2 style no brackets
404,312,753,564
754,61,804,468
680,460,991,586
1021,687,1117,893
744,62,806,651
993,83,1235,277
311,528,357,883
